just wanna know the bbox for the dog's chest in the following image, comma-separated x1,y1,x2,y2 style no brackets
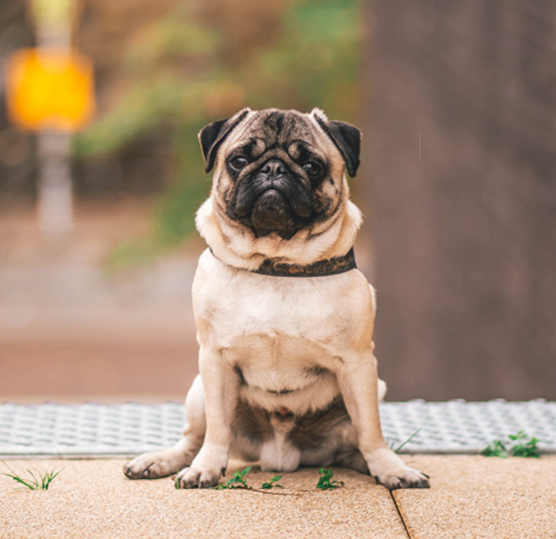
194,252,350,348
229,333,341,414
200,281,341,366
212,287,339,382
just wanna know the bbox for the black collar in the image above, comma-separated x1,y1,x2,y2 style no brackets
210,247,357,277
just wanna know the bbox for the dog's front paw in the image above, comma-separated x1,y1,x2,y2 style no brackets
366,448,430,490
124,448,191,480
376,466,430,490
175,466,223,489
174,444,227,489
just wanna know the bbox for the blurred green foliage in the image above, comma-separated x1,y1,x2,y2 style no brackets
74,0,362,266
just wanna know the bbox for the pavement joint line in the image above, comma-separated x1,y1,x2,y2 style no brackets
390,491,413,539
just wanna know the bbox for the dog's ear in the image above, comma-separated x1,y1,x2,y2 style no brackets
198,108,251,173
311,108,361,178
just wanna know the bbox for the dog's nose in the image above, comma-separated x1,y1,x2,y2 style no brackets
260,159,286,178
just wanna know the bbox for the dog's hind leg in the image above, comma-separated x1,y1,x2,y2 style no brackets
124,375,206,479
333,424,370,474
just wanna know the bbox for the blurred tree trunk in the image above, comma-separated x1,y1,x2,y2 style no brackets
369,0,556,400
355,0,376,279
0,1,37,204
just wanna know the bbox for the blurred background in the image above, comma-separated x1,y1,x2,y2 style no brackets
0,0,554,403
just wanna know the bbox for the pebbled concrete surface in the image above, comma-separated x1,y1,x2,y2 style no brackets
393,455,556,539
1,456,555,539
0,459,408,539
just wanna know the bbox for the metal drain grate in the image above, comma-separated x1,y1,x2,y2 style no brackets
0,400,555,457
380,400,556,454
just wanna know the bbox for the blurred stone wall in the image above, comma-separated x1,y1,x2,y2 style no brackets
370,0,556,400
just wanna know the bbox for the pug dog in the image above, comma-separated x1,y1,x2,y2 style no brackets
124,108,429,490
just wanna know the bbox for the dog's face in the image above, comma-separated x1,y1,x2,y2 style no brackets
198,108,361,239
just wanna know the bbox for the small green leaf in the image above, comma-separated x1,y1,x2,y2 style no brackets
481,439,508,458
482,432,540,459
261,475,284,489
316,468,344,490
214,466,253,490
238,466,253,478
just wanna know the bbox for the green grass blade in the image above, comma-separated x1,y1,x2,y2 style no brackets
26,470,40,489
1,462,63,491
2,473,37,490
48,468,64,482
394,428,422,454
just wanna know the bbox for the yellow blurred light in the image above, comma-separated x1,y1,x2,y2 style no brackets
6,48,95,132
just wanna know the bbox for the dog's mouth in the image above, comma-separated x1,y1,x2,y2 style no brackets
249,189,296,234
228,169,315,239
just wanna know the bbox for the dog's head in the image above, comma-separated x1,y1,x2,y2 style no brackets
198,108,361,240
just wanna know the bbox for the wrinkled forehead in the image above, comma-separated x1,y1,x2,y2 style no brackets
224,109,331,158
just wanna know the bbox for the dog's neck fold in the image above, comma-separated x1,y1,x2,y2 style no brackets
195,196,362,272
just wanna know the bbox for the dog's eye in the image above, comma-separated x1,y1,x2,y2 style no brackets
303,161,322,177
229,156,248,171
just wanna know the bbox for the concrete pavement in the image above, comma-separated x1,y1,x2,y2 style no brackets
1,456,555,538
